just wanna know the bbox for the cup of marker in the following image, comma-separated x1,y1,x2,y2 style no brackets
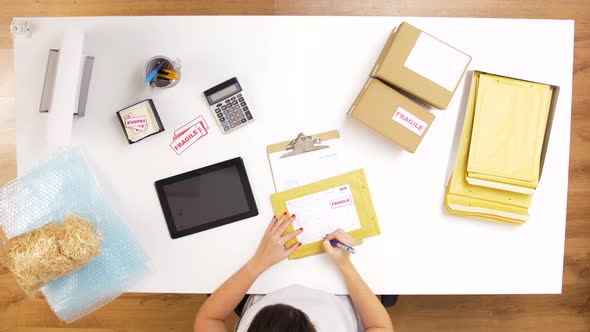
144,56,181,89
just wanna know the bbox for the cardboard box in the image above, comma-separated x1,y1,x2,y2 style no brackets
371,22,472,110
348,78,435,153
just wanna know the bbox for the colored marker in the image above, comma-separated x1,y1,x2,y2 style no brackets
145,61,167,83
326,238,356,254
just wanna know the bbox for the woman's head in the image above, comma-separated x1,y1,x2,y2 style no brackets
247,303,316,332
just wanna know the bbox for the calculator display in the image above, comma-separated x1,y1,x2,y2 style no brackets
210,84,238,103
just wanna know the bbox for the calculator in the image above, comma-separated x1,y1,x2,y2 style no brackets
203,77,254,133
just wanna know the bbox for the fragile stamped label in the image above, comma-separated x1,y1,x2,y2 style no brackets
330,196,353,209
169,122,207,155
392,107,428,137
174,115,209,140
124,113,148,134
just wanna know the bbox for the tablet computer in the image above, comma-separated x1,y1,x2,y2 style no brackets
155,157,258,239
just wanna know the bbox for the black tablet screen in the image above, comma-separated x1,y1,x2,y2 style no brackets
161,165,250,231
155,157,258,238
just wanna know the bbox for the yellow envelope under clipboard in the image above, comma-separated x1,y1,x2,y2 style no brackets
270,169,380,259
267,131,380,259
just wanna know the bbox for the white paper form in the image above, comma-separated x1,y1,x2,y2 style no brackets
286,184,361,245
269,139,350,192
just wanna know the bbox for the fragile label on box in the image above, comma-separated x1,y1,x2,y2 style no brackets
391,107,428,136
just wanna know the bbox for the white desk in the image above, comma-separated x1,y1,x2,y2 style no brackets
13,16,574,295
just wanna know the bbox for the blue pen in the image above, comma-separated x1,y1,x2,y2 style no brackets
329,239,356,254
144,61,167,83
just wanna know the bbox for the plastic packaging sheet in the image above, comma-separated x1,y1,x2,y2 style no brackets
0,146,149,322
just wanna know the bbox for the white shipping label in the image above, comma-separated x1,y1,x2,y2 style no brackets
286,184,360,245
392,107,428,136
404,32,470,92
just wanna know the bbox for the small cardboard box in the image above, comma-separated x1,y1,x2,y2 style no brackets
348,78,435,153
371,22,472,110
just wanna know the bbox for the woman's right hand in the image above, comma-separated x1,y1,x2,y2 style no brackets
323,229,355,268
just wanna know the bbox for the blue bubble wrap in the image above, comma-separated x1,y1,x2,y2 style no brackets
0,147,149,322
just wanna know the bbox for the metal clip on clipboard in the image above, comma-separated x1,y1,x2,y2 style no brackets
267,130,344,192
281,133,330,159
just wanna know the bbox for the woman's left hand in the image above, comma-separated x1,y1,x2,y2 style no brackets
250,213,303,272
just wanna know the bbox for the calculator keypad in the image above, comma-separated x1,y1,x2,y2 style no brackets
213,94,253,133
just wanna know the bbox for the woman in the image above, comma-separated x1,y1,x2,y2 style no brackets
194,213,394,332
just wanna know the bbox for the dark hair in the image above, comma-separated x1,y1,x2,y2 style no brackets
247,303,317,332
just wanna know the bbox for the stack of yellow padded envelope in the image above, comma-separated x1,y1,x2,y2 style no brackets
444,72,554,224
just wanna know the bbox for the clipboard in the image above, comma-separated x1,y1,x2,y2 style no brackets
270,169,381,259
267,131,347,192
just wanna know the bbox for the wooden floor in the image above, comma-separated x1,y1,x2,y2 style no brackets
0,1,589,331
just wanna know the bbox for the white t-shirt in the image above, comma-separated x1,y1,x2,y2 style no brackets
235,284,363,332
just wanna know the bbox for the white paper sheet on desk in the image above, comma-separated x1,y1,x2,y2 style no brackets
286,184,361,245
269,139,350,192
